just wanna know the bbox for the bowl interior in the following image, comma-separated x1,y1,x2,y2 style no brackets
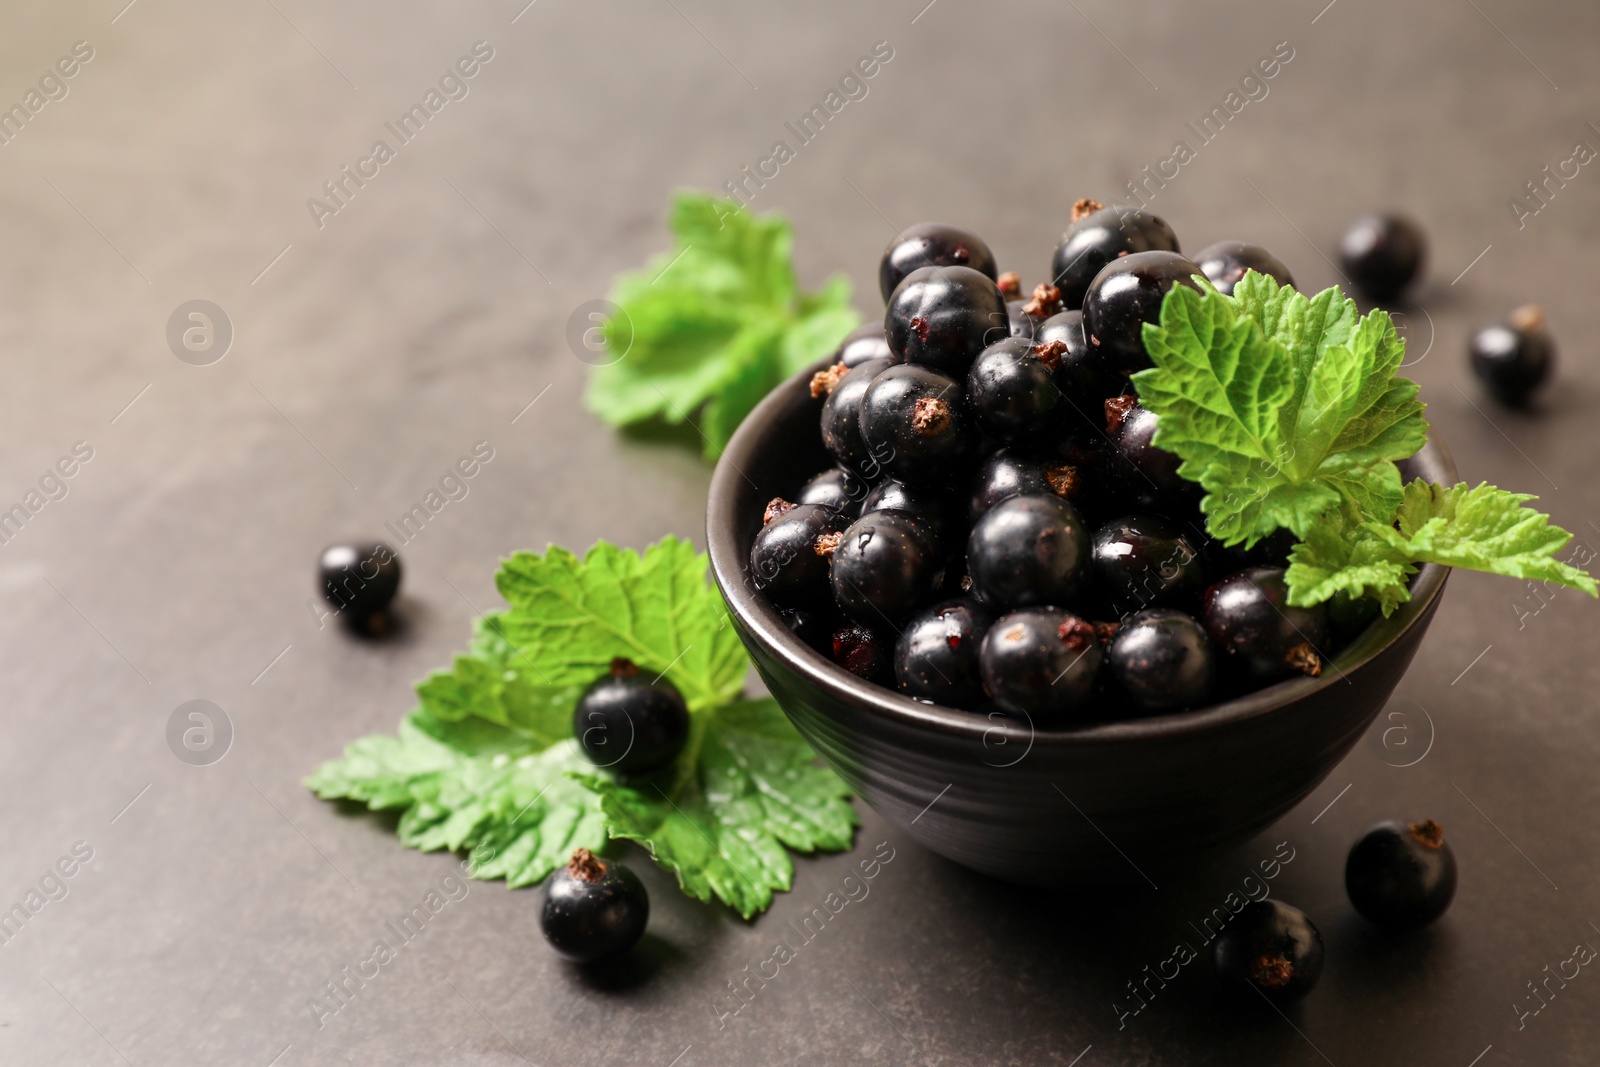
707,358,1457,745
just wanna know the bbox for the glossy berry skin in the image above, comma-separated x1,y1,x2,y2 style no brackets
541,849,649,964
1107,609,1215,713
979,609,1102,719
1110,404,1201,514
750,503,846,608
967,337,1072,444
1083,251,1204,375
1212,900,1324,1003
1470,305,1554,406
894,599,993,707
1203,566,1330,683
884,265,1009,377
831,622,893,682
858,364,975,484
572,658,691,775
1193,241,1296,295
968,449,1081,521
1092,515,1206,616
1034,310,1115,432
1345,819,1458,930
820,357,893,475
834,321,897,369
1339,214,1426,302
1006,300,1039,340
966,494,1090,609
320,542,402,619
861,478,955,542
1050,205,1181,310
879,222,997,303
831,509,942,626
796,467,869,516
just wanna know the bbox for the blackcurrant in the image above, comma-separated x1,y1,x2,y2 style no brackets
1050,203,1180,310
819,357,893,476
861,478,956,542
1006,300,1038,340
1344,819,1458,930
572,658,690,775
1108,402,1201,514
1033,309,1116,434
780,606,838,654
796,467,869,516
830,509,942,626
833,321,897,369
1203,566,1330,683
893,598,993,708
749,501,846,608
884,265,1009,376
968,448,1082,522
540,848,649,964
1339,213,1425,302
858,364,976,484
832,621,893,682
979,608,1102,719
1106,609,1214,713
966,336,1073,444
879,222,998,303
966,494,1090,609
1469,305,1554,406
1212,900,1324,1003
1082,250,1204,376
1091,515,1206,616
1193,241,1295,295
319,542,402,622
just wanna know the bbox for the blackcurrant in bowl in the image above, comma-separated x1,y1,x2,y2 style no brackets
879,222,998,304
1050,204,1181,311
884,265,1009,377
1083,251,1205,376
708,356,1454,887
1192,241,1295,295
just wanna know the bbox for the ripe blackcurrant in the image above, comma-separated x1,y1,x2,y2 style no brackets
1345,819,1458,930
1006,300,1038,340
319,542,402,623
1050,203,1180,310
1469,305,1554,406
1091,515,1206,616
572,658,690,775
819,357,893,475
1108,403,1201,514
780,606,838,654
967,336,1073,445
879,222,998,303
1193,241,1295,295
1212,900,1324,1003
541,848,649,964
1339,213,1426,302
832,621,893,682
831,509,942,626
979,609,1103,719
884,265,1009,376
749,501,846,608
858,364,975,484
1034,309,1116,434
861,478,956,542
1083,250,1204,375
966,494,1090,609
797,467,869,516
894,598,993,708
833,321,897,369
1106,609,1214,713
1203,566,1330,683
968,449,1082,522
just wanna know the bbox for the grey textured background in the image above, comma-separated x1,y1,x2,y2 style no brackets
1,0,1597,1064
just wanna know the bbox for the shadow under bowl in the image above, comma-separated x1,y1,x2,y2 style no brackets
707,360,1455,887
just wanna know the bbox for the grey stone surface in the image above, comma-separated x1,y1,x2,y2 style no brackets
0,0,1597,1063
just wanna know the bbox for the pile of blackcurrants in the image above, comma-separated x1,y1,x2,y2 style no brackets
750,202,1368,722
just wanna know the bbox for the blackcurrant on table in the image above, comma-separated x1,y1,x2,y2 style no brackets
1,1,1595,1064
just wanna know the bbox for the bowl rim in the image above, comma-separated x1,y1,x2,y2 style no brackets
707,357,1457,747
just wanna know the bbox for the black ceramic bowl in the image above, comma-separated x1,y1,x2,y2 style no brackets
707,359,1455,887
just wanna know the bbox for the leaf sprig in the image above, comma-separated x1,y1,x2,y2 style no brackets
307,538,858,918
1134,272,1596,613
